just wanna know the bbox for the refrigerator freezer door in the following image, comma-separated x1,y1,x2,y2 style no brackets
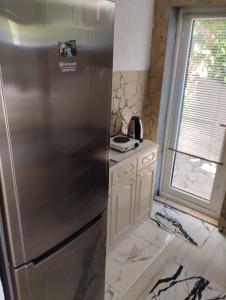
13,212,107,300
0,0,114,266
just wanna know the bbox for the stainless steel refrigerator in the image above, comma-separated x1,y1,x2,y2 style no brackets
0,0,114,299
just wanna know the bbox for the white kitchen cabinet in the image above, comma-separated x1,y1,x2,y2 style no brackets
111,175,136,243
107,140,158,250
135,162,156,224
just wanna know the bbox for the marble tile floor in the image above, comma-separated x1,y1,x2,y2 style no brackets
141,261,226,300
105,220,175,300
105,221,226,300
151,201,215,248
169,228,226,291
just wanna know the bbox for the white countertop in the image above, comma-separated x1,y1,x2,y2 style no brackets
109,139,158,168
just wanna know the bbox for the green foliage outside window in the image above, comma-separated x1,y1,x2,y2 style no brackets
190,19,226,82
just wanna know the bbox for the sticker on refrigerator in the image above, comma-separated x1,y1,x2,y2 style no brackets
58,40,78,72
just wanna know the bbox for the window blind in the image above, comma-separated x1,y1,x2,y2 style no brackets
171,19,226,164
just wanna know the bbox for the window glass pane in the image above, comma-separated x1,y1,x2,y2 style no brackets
171,152,217,200
174,19,226,163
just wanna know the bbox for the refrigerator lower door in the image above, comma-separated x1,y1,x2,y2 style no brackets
13,213,107,300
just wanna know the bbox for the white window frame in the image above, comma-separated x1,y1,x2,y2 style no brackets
160,7,226,219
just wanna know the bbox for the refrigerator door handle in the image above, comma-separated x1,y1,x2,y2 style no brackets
31,213,104,267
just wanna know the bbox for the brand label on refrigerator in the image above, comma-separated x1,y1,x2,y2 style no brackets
58,40,78,72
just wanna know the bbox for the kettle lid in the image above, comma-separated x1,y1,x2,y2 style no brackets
131,116,141,120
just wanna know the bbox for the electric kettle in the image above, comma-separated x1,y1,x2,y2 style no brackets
127,116,144,142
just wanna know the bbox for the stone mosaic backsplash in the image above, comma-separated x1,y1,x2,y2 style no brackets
111,70,148,136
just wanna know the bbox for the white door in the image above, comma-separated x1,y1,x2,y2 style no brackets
161,9,226,218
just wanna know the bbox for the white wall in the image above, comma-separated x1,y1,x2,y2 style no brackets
113,0,155,71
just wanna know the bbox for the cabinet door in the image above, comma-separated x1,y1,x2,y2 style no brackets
135,162,156,224
111,175,136,242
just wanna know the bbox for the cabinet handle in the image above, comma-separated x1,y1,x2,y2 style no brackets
142,153,154,164
125,165,134,174
116,164,135,179
124,164,134,174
